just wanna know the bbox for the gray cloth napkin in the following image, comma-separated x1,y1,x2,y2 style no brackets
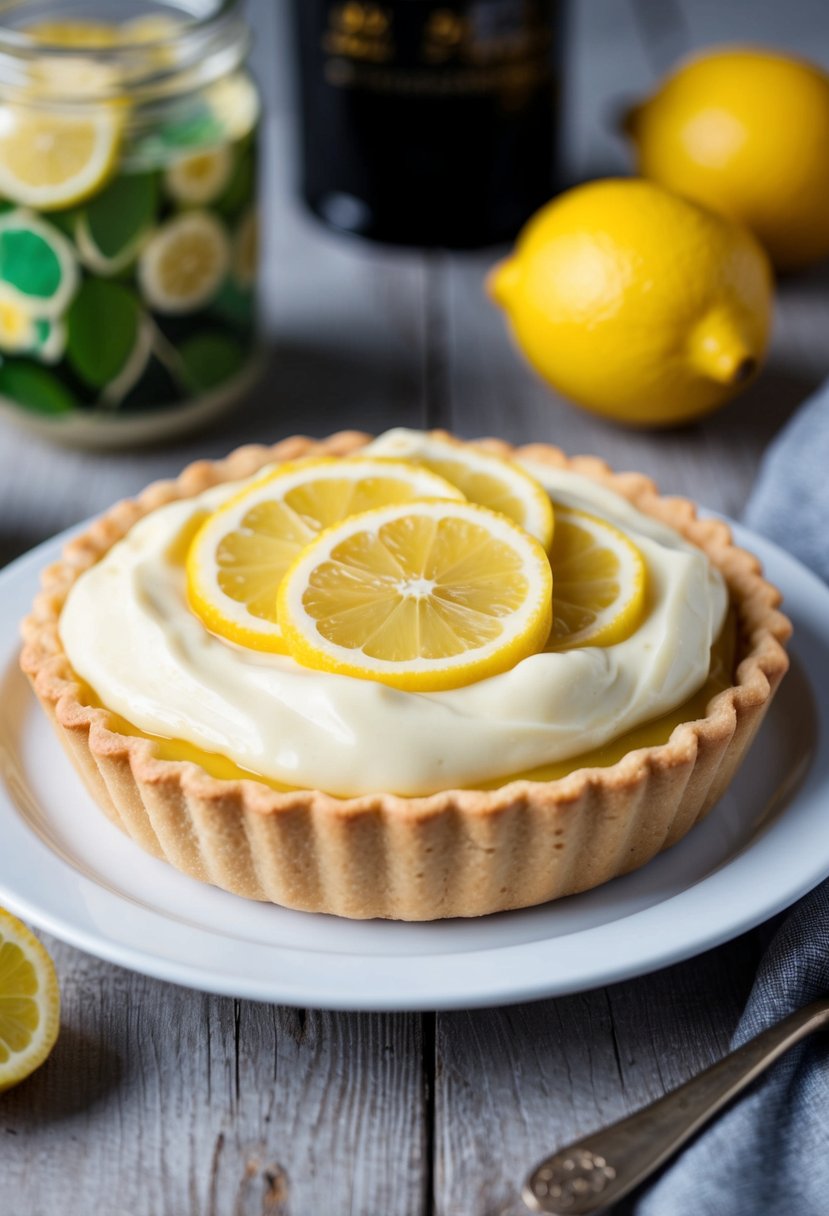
631,385,829,1216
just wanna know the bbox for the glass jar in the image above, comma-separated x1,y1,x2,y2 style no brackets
0,0,260,447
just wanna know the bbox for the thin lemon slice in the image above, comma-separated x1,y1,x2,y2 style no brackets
546,505,647,649
368,428,554,548
207,73,260,141
0,908,60,1093
0,106,122,209
165,146,234,206
278,500,553,691
138,211,230,314
187,458,465,652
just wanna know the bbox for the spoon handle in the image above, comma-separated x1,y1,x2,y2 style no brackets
523,1000,829,1214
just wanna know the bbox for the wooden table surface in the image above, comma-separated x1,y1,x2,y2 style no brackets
3,2,829,1213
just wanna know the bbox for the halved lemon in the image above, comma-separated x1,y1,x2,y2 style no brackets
546,505,647,649
368,429,554,548
187,458,465,652
278,500,553,691
0,908,60,1093
138,211,230,314
0,107,122,209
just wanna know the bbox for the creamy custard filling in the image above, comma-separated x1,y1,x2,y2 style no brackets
59,431,729,797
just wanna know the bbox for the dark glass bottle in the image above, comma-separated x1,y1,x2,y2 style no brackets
292,0,562,248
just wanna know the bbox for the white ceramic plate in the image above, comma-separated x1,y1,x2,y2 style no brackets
0,521,826,1011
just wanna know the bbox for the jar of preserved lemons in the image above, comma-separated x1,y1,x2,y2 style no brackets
0,1,260,446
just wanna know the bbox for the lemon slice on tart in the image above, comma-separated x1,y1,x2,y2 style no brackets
278,500,553,691
0,107,122,210
0,908,60,1093
546,506,647,649
187,458,465,653
369,430,554,548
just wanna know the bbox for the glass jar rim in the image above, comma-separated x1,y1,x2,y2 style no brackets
0,1,249,103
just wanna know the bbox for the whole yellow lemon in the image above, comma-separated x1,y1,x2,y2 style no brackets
488,178,773,427
625,48,829,271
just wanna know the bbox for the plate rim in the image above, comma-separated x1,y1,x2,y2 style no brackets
1,516,827,1011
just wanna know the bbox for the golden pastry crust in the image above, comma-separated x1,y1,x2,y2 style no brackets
20,432,791,920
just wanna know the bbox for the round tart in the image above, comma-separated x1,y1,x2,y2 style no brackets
20,432,791,920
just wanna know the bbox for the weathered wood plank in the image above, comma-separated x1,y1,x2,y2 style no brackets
430,6,829,1208
675,0,829,64
0,933,428,1216
433,933,764,1216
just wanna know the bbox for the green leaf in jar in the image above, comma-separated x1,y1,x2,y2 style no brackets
0,211,78,317
177,331,246,393
131,104,225,168
214,145,255,218
66,278,141,388
41,206,78,240
75,171,159,275
210,280,254,328
0,360,76,414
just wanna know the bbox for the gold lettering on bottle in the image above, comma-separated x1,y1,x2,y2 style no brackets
323,2,394,63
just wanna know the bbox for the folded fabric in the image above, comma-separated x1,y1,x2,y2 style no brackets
631,882,829,1216
631,380,829,1216
744,380,829,582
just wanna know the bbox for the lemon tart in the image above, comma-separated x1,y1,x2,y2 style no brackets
20,431,790,920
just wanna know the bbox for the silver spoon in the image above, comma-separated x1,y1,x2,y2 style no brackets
523,997,829,1214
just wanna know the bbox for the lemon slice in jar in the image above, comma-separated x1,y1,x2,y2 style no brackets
206,74,260,141
187,458,465,653
138,211,230,314
0,106,122,210
546,506,647,649
164,146,235,206
0,908,60,1094
277,499,553,691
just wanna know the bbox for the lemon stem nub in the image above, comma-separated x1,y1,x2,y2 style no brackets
619,99,645,139
689,312,761,386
